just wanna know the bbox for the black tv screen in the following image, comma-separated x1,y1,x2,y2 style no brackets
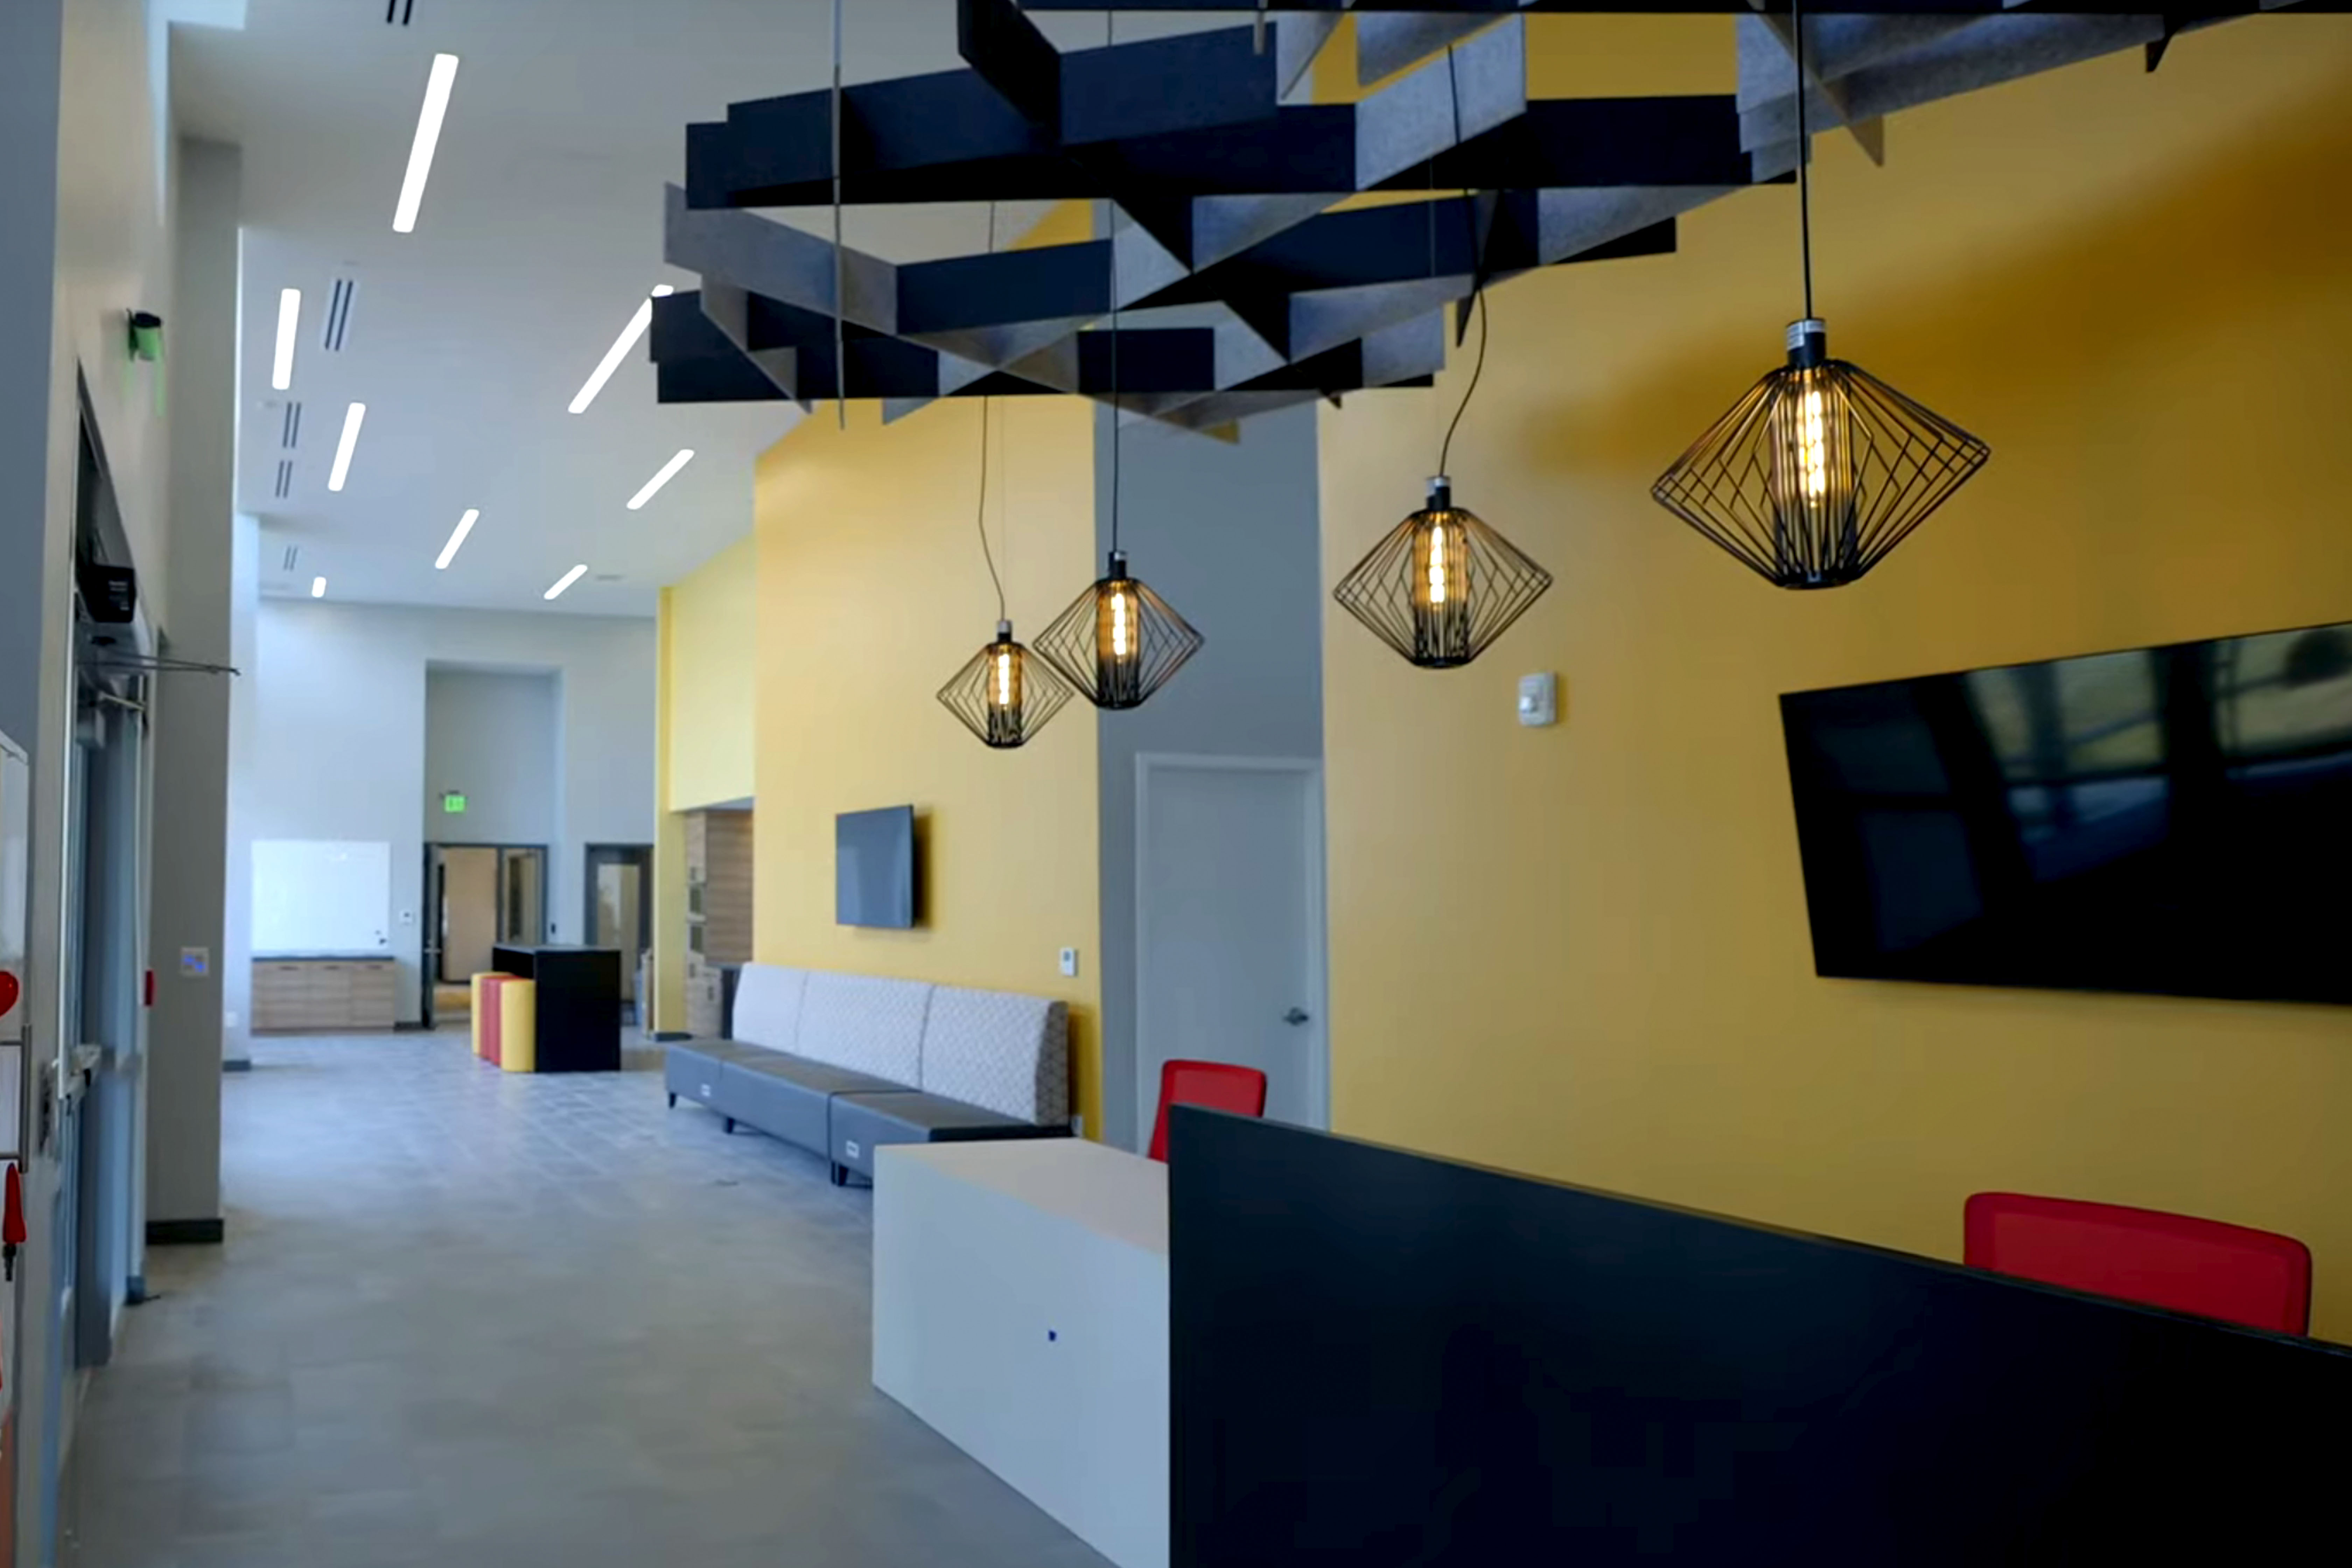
1779,620,2352,1005
1170,1111,2352,1567
835,806,916,929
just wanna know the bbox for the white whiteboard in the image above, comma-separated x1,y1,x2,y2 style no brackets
252,840,393,955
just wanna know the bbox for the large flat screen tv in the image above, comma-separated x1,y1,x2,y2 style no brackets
835,805,916,929
1170,1111,2352,1566
1779,619,2352,1006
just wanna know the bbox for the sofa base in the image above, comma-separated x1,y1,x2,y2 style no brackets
830,1090,1071,1185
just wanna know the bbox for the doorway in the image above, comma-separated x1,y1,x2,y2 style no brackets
419,844,546,1030
1134,755,1328,1138
583,845,652,1021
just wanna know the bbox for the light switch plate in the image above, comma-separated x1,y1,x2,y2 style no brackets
1517,672,1558,728
1059,946,1080,978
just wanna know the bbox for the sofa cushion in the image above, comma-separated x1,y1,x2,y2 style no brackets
666,1041,774,1110
918,986,1069,1126
719,1052,908,1155
728,963,809,1051
830,1090,1072,1181
796,972,931,1085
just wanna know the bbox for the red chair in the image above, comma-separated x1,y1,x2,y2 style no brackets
1147,1060,1269,1163
1964,1192,2312,1335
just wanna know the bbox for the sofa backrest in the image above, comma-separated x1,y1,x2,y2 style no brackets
920,986,1070,1126
796,971,932,1086
730,964,809,1051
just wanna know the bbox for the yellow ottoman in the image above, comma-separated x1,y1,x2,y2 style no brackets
469,972,511,1060
498,978,538,1074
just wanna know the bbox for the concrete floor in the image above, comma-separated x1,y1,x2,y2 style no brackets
62,1032,1110,1568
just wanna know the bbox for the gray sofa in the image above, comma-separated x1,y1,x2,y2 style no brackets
665,964,1071,1184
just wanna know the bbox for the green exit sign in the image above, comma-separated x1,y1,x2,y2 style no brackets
441,791,468,815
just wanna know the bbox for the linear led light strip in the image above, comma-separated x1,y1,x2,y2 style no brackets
272,288,301,390
626,449,695,510
328,402,367,492
435,508,481,570
569,285,673,414
393,54,460,234
544,564,588,601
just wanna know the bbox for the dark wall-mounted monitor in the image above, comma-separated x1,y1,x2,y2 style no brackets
1170,1111,2352,1567
835,805,917,929
1779,620,2352,1005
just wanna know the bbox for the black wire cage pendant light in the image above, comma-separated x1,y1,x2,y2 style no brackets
1035,174,1203,712
938,235,1076,751
1335,285,1554,669
939,616,1073,748
1334,473,1554,670
1035,548,1203,710
1651,0,1988,589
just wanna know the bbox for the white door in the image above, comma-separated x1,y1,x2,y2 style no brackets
1136,756,1326,1138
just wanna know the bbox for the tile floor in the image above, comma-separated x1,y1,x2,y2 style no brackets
61,1032,1109,1568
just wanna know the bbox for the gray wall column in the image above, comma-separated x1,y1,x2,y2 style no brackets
144,137,239,1229
223,509,258,1065
1093,403,1325,1149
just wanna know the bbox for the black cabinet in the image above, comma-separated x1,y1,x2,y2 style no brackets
491,945,622,1073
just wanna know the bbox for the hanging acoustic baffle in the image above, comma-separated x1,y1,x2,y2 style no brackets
939,620,1075,748
1333,476,1553,669
1651,318,1989,588
1034,551,1204,711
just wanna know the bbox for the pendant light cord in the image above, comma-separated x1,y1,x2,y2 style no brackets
1793,0,1814,320
1434,45,1484,479
977,202,1005,621
831,0,848,426
1106,8,1122,557
1438,290,1486,479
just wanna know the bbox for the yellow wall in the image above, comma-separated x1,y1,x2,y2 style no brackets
652,535,762,1034
1321,21,2352,1334
665,533,760,811
751,398,1105,1134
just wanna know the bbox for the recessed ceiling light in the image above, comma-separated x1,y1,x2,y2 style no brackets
393,54,460,234
272,288,301,390
544,564,589,601
627,449,695,511
311,576,328,599
328,402,367,492
435,508,481,570
568,288,670,414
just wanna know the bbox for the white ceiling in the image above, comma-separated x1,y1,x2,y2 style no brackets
172,0,1128,616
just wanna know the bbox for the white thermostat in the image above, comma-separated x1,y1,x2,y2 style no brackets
1517,673,1559,728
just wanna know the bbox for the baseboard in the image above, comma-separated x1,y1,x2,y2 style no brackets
222,1057,253,1073
146,1217,225,1247
651,1030,692,1042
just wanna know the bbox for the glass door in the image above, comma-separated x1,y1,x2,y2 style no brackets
497,848,546,945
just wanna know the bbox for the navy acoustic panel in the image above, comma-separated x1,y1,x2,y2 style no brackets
1169,1111,2352,1565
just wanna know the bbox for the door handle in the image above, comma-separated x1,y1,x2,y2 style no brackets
1283,1008,1311,1026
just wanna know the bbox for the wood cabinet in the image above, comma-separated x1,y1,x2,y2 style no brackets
252,958,399,1033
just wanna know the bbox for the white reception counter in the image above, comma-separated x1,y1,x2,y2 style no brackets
872,1138,1169,1568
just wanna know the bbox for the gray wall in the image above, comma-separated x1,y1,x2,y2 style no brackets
241,601,655,1022
424,669,561,848
0,0,64,754
1093,403,1325,1148
0,25,66,1558
223,510,259,1063
145,136,239,1229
